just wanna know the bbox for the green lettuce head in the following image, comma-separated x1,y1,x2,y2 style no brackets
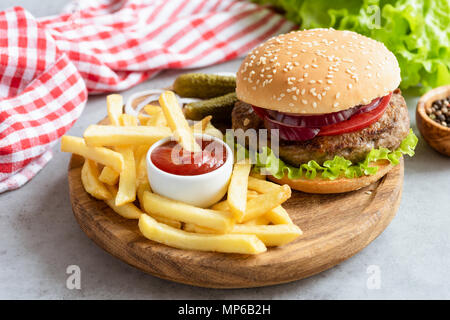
251,0,450,92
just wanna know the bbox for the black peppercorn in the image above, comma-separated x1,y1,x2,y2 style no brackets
429,97,450,127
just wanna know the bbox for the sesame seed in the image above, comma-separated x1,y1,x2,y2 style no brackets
313,102,317,108
302,99,307,105
333,102,339,108
292,96,298,101
348,83,352,89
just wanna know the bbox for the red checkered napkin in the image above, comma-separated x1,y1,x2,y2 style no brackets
0,0,295,193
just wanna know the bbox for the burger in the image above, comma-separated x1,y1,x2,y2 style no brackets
233,29,417,194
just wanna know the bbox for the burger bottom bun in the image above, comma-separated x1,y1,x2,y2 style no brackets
268,160,395,194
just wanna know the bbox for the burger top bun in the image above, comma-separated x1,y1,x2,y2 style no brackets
236,29,401,114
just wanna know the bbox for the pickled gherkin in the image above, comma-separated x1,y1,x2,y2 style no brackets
184,92,238,121
174,73,236,99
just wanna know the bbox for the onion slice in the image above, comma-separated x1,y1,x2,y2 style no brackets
254,95,384,128
252,93,392,141
263,117,321,141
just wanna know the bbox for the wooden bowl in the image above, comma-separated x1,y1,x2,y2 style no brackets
416,85,450,156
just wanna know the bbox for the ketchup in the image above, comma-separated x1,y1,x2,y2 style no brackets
151,139,227,176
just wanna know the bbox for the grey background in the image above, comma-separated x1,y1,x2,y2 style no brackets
0,0,449,300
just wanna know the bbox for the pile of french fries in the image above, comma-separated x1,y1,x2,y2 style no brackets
62,91,302,255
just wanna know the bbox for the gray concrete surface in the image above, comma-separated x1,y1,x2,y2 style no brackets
0,0,449,300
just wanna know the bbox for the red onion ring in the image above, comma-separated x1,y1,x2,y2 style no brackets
253,96,383,128
252,93,392,141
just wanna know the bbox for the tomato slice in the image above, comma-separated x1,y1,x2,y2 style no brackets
317,93,392,136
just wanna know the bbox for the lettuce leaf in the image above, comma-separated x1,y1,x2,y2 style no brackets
251,0,450,92
246,129,418,180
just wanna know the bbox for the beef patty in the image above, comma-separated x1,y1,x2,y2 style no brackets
231,89,410,165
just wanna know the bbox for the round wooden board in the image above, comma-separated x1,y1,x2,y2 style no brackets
68,150,404,288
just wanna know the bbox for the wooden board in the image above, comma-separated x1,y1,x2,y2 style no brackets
68,151,404,288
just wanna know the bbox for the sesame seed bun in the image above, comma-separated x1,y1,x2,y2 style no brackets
236,29,401,114
268,160,394,194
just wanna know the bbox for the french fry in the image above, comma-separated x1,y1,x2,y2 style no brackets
230,224,302,246
139,214,267,254
211,200,229,211
159,91,200,152
204,122,223,140
151,215,182,229
142,191,233,233
143,105,167,127
189,116,223,140
150,111,168,127
119,114,138,126
144,105,161,115
247,176,281,193
107,94,123,126
134,144,149,164
99,104,133,185
191,116,212,134
98,166,120,185
137,181,151,205
61,136,123,172
227,162,252,222
81,159,112,200
212,199,292,225
134,145,150,187
249,171,266,180
241,185,291,223
83,125,171,147
184,220,301,246
242,216,271,226
183,223,215,234
247,190,259,199
115,147,136,206
138,114,150,126
105,186,141,219
265,205,293,225
136,183,182,229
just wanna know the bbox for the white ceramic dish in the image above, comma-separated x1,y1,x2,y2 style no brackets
146,134,233,208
